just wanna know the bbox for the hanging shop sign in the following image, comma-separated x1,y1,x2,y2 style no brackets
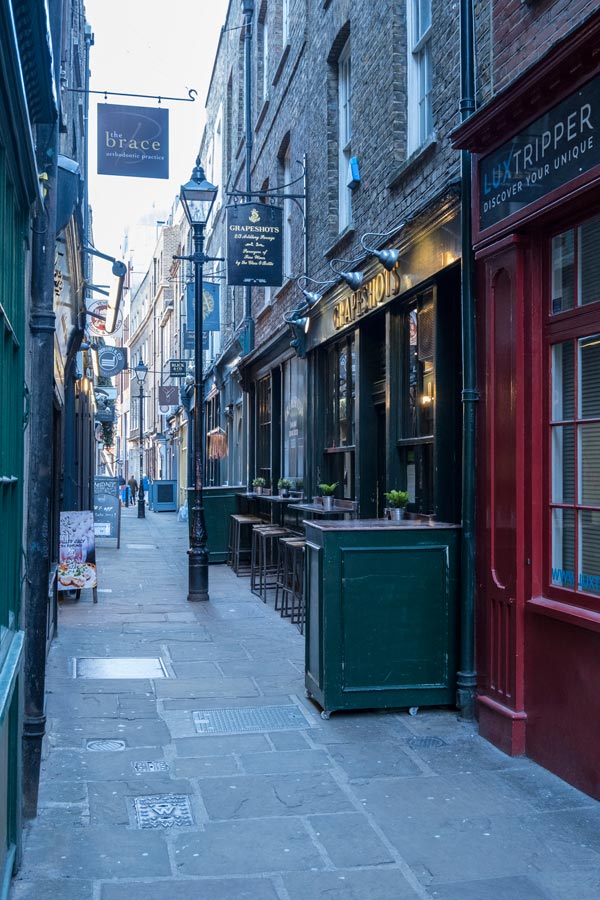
158,386,180,408
97,103,169,179
87,300,123,338
59,510,97,589
226,203,283,286
97,345,127,377
169,359,187,377
479,75,600,230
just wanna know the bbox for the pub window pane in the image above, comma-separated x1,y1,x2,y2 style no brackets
551,229,574,314
551,341,574,421
579,422,600,506
579,215,600,307
282,356,305,480
551,425,575,504
579,334,600,419
551,507,575,587
579,509,600,596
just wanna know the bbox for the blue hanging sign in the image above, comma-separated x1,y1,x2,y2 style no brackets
186,281,220,333
97,103,169,179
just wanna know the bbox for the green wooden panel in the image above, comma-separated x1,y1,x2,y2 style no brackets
203,488,241,562
304,522,459,716
341,546,451,689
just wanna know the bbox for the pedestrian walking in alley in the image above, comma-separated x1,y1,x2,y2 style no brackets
128,475,138,506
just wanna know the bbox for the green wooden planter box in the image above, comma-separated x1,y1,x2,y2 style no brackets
202,487,240,563
304,519,460,718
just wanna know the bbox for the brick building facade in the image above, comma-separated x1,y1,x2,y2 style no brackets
454,3,600,798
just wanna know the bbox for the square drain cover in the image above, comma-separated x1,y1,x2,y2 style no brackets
74,657,168,679
193,704,310,735
133,761,169,773
134,794,193,829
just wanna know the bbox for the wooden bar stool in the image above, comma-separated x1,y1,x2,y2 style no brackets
280,540,305,626
275,536,303,612
229,514,263,575
251,526,290,600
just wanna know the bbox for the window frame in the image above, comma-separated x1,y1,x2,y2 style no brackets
545,214,600,611
406,0,433,155
337,39,352,231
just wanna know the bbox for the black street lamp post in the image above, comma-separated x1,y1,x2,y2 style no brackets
134,360,148,519
176,159,219,601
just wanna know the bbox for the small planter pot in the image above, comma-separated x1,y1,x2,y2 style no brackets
280,490,290,498
254,486,263,495
389,507,405,521
321,495,334,511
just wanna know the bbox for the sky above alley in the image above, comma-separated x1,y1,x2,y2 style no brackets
86,0,229,274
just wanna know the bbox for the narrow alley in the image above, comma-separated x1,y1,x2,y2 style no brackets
10,509,600,900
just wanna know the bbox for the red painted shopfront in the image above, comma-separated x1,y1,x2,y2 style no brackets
454,17,600,798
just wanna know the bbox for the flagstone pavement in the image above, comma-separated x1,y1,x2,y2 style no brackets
10,507,600,900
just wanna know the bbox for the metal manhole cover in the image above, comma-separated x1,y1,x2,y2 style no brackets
133,761,169,773
74,657,168,679
133,794,193,829
406,736,448,749
193,704,311,735
87,739,126,752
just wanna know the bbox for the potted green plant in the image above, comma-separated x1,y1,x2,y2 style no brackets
384,489,409,521
319,481,339,511
252,476,266,495
277,478,292,497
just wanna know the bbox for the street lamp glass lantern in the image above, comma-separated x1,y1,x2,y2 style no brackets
134,360,148,385
180,159,218,227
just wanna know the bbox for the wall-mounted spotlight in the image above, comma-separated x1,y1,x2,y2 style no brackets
329,257,364,291
360,225,406,271
293,274,336,310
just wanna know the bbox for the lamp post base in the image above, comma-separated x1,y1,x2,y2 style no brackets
187,547,209,601
137,495,145,519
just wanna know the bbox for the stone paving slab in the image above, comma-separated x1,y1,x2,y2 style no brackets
17,825,171,879
11,880,93,900
197,771,354,820
172,818,325,876
100,878,282,900
281,869,421,899
12,509,600,900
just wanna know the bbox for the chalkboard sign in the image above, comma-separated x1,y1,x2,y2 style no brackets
93,476,121,545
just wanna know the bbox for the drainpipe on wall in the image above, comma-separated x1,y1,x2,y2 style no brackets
241,0,255,357
456,0,478,719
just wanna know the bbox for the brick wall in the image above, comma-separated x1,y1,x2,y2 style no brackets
487,0,599,94
203,0,464,352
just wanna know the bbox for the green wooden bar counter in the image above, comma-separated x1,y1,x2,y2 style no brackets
303,518,461,719
202,486,241,563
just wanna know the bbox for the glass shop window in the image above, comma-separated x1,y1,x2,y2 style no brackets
550,334,600,599
397,290,435,514
282,356,305,481
325,335,356,498
256,375,272,485
551,213,600,314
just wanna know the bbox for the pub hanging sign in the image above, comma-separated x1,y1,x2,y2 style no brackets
97,103,169,179
226,202,283,287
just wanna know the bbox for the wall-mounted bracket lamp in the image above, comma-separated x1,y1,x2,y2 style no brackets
360,224,406,271
83,245,127,334
329,257,364,291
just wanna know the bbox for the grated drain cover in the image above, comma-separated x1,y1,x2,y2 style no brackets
87,739,126,752
193,704,311,735
133,761,169,773
406,736,448,749
134,794,193,829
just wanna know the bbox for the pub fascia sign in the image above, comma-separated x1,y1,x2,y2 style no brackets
479,76,600,230
333,264,402,330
